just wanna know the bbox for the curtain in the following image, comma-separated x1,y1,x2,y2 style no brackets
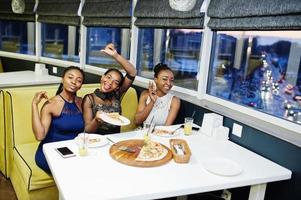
134,0,204,29
0,0,35,22
36,0,81,26
82,0,132,28
207,0,301,30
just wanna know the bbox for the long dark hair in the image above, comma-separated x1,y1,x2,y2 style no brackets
103,68,124,87
56,66,85,95
154,63,172,78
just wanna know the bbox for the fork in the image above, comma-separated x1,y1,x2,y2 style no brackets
106,137,137,153
169,126,182,135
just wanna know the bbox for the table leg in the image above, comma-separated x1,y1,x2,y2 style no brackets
248,183,267,200
177,195,187,200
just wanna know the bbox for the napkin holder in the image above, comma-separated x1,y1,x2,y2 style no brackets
201,113,223,136
169,139,191,163
35,63,48,75
212,126,229,141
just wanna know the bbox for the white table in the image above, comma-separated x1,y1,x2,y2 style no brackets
0,71,61,88
43,128,291,200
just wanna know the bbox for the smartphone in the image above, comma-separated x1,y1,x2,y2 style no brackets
55,147,76,158
180,124,200,131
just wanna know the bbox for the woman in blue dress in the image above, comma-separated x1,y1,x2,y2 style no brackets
32,66,85,174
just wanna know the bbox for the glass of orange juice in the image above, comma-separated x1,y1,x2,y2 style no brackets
78,133,89,156
184,117,193,136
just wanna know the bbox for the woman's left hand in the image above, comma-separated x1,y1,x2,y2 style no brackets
100,43,118,57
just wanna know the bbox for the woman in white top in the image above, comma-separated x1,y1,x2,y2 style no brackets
135,63,180,126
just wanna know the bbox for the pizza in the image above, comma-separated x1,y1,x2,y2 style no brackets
107,112,121,119
135,141,168,162
153,129,173,136
89,138,101,144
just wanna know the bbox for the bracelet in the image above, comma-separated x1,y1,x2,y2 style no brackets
125,73,135,81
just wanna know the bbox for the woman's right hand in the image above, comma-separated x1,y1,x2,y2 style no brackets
148,81,157,102
32,91,48,105
100,43,118,58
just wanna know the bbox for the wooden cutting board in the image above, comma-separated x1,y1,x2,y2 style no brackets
109,139,172,167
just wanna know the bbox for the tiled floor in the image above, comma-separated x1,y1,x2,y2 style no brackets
0,173,17,200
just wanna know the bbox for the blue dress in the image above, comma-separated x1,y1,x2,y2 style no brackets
35,95,84,174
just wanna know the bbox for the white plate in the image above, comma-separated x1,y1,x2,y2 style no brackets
75,134,108,148
99,113,130,126
203,157,243,176
152,125,181,137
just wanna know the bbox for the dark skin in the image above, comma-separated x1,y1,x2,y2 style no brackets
82,43,137,133
134,69,180,126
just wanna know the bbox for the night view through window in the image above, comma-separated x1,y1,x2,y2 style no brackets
86,27,130,70
137,28,202,90
42,24,80,62
208,31,301,124
0,20,35,54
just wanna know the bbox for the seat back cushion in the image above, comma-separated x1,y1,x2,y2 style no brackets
0,90,6,176
7,87,57,146
121,87,138,132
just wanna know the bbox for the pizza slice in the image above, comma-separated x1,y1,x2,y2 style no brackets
135,140,168,162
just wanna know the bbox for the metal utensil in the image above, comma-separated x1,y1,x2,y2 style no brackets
107,137,137,153
170,126,182,135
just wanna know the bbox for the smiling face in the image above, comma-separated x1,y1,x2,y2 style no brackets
100,70,122,93
62,69,84,93
154,70,174,95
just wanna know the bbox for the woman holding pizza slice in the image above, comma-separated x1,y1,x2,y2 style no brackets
82,43,136,134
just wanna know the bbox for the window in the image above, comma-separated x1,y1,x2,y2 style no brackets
137,28,202,90
41,23,80,62
86,27,130,70
208,31,301,124
0,20,35,54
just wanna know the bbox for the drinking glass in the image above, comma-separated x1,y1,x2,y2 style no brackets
184,117,194,136
78,133,89,156
143,121,154,144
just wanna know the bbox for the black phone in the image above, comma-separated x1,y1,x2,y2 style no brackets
180,124,200,131
55,147,76,158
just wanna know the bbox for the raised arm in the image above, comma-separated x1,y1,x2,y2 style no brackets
134,90,155,125
164,96,180,125
101,43,137,94
32,91,52,141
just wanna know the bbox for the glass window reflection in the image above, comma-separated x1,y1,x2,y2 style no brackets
41,23,80,62
86,27,130,70
208,31,301,124
137,28,202,90
0,20,35,54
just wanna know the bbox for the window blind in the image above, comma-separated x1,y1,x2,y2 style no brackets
36,0,81,26
207,0,301,30
134,0,204,29
0,0,35,22
82,0,132,28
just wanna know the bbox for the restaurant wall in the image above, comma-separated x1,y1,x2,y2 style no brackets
0,57,35,72
0,57,100,84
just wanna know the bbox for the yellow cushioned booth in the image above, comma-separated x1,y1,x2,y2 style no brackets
2,84,138,200
0,90,7,176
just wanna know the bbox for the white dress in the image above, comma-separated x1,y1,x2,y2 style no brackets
145,93,174,125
